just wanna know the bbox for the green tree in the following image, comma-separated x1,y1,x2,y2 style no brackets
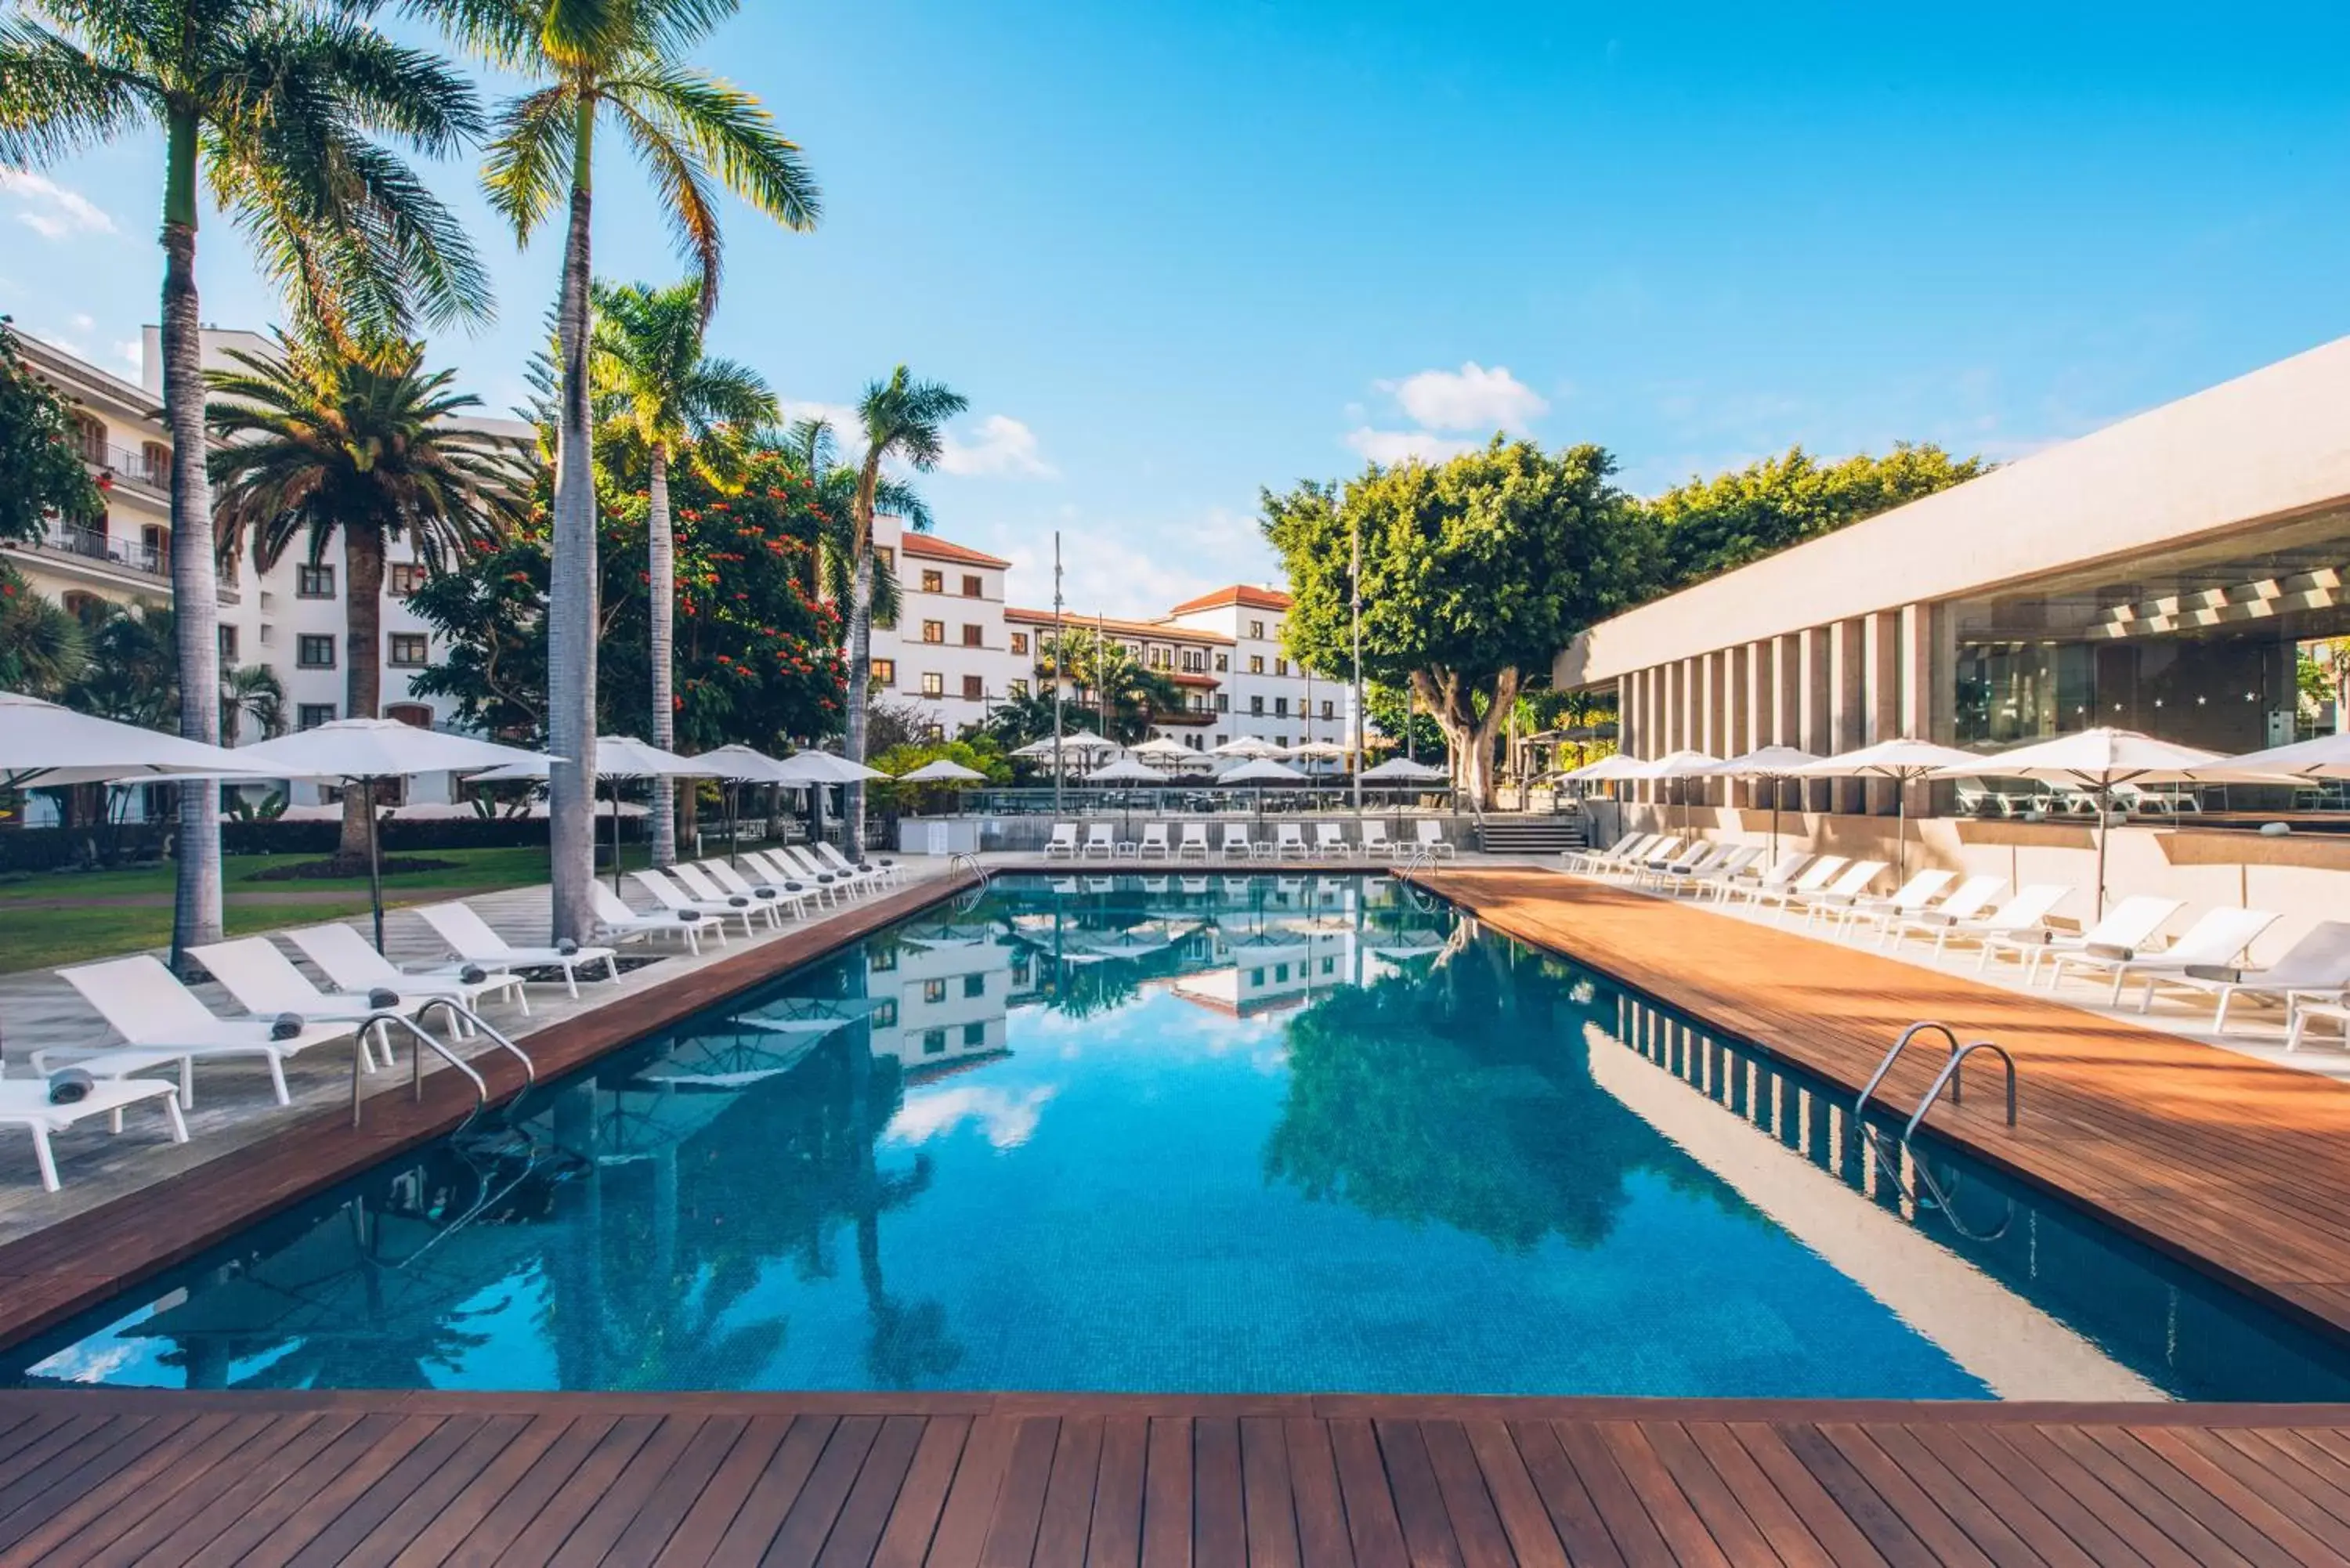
844,369,967,857
0,0,490,964
591,276,777,865
978,685,1063,751
438,0,821,943
0,316,102,544
205,334,532,864
1264,439,1642,806
766,416,916,635
1036,625,1187,745
0,562,86,696
218,663,286,746
1646,443,1986,591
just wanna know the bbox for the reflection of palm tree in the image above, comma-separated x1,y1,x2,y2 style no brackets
846,997,964,1388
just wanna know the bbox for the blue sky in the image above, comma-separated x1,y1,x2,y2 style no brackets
4,2,2348,616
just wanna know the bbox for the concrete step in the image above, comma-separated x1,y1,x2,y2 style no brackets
1476,818,1588,854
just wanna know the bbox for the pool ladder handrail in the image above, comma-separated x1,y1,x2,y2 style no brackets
1854,1021,2019,1241
349,998,536,1132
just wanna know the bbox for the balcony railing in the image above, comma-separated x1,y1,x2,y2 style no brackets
19,519,166,579
75,436,171,490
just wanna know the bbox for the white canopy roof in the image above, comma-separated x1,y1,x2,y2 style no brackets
0,688,259,789
1625,748,1721,780
1209,735,1282,757
1795,737,1981,779
222,717,549,781
1360,756,1452,782
471,735,706,781
1127,736,1195,758
1562,753,1649,782
772,751,888,784
1219,757,1308,783
1086,756,1166,783
1700,745,1820,777
2186,732,2350,782
692,743,797,783
1936,727,2239,786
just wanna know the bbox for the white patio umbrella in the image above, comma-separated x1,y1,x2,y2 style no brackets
1627,749,1719,835
1220,757,1307,783
1695,745,1818,858
226,719,554,949
472,735,710,891
773,751,889,785
1360,756,1451,782
1936,727,2240,915
1791,738,1978,877
2187,731,2350,782
1209,735,1282,757
895,758,989,782
1086,756,1165,784
1127,736,1195,761
0,688,256,789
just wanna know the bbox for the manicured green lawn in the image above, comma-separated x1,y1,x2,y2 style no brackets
0,844,660,974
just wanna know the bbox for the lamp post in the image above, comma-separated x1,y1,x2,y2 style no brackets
1051,531,1065,815
1350,502,1365,815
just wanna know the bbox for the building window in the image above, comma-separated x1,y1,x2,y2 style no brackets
296,634,336,669
923,978,947,1003
872,658,896,686
1010,631,1029,656
1249,695,1264,716
963,973,985,999
1249,655,1265,674
1217,695,1229,713
921,620,945,644
1321,699,1335,718
1248,619,1265,639
1181,650,1205,673
1274,657,1289,676
924,723,945,742
920,569,944,594
138,440,169,485
1008,678,1029,699
1215,652,1229,672
385,703,432,728
1277,735,1289,749
297,703,336,730
923,1028,946,1056
920,672,944,697
961,674,984,701
295,563,335,598
1190,693,1206,711
962,574,982,598
388,562,428,596
963,1021,985,1047
877,546,895,573
873,999,898,1026
68,412,103,464
388,633,429,667
1274,696,1289,717
961,623,982,648
217,625,238,662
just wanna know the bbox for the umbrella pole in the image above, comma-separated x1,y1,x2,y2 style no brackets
364,775,385,954
2094,785,2110,919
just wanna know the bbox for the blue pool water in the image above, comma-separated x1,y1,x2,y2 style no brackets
13,873,2350,1399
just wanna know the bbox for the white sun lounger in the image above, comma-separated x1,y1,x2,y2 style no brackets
1358,820,1397,860
286,921,530,1016
671,862,782,930
1783,861,1887,926
636,866,765,937
2046,905,2281,1004
1313,822,1354,859
189,938,432,1072
700,859,814,921
743,848,839,907
1660,844,1762,896
1564,830,1643,874
1979,894,2181,983
591,882,721,953
1640,841,1736,890
1711,850,1806,904
1137,823,1173,860
1853,873,2004,945
813,841,900,887
1079,824,1117,860
1805,867,1952,938
52,956,351,1107
1607,836,1685,880
411,902,619,998
0,1078,186,1192
1414,820,1456,859
1274,822,1311,861
1744,855,1846,916
1176,823,1212,862
1894,882,2069,961
1044,823,1079,858
2150,920,2350,1032
794,843,887,893
1220,822,1259,860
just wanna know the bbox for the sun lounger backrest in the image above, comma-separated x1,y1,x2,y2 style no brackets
1934,876,2006,922
1316,823,1345,846
1788,856,1846,893
631,869,694,910
1416,821,1446,845
2080,895,2185,951
1179,823,1209,845
668,864,728,900
1142,823,1170,844
61,955,219,1041
1277,823,1305,844
287,923,399,989
189,938,326,1014
1983,883,2070,931
591,883,645,923
2162,907,2280,964
1885,869,1955,909
1083,824,1114,845
416,901,511,957
1820,861,1884,898
1220,823,1251,848
1361,821,1391,845
1753,851,1809,887
1048,823,1077,846
2260,921,2350,985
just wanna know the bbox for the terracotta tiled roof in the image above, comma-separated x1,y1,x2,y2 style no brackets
1005,607,1232,645
1162,583,1293,616
899,534,1011,569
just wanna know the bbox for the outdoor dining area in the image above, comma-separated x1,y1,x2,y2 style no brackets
949,731,1455,817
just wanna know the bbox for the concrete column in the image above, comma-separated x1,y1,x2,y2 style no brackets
1637,666,1659,802
1726,644,1751,805
1830,619,1867,815
1865,609,1901,815
1799,627,1832,811
1676,657,1697,753
1900,602,1937,819
1701,651,1725,802
1616,674,1634,758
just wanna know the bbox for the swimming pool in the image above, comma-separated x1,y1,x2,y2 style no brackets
12,873,2350,1399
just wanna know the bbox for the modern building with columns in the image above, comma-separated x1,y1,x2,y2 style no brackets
1556,332,2350,818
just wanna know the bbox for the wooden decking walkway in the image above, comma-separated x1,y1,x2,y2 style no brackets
1415,868,2350,1342
10,1389,2350,1566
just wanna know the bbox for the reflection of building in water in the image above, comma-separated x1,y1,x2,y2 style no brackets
1172,928,1358,1017
867,935,1013,1077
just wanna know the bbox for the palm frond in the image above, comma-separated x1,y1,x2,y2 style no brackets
482,82,577,240
0,16,150,165
610,61,819,235
606,91,723,306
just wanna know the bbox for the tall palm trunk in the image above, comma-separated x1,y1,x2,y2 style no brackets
844,551,873,860
338,522,387,865
545,125,600,944
162,111,221,967
647,441,677,866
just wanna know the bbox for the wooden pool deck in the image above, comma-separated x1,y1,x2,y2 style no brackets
8,1389,2350,1566
1412,867,2350,1343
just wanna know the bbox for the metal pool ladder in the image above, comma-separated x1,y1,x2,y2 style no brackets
349,999,537,1133
1853,1021,2019,1240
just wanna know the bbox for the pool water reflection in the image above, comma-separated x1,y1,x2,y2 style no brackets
13,873,2350,1400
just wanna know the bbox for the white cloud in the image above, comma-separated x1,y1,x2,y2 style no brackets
938,414,1055,479
1343,427,1480,465
0,171,116,240
999,504,1274,620
885,1085,1055,1150
1379,361,1549,432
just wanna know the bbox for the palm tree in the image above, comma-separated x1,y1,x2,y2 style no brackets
590,277,776,866
219,663,287,746
768,415,918,634
432,0,821,941
0,563,85,696
0,0,490,964
1038,627,1188,745
206,333,532,864
844,369,967,858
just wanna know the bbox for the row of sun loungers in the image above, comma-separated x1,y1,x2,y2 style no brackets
7,841,898,1191
1566,830,2350,1045
1043,820,1454,861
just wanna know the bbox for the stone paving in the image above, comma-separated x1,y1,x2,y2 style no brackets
0,858,962,1245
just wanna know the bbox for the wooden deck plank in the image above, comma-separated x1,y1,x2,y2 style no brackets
817,1414,930,1568
1084,1416,1148,1568
1140,1416,1195,1568
1503,1418,1628,1567
262,1414,486,1568
1029,1415,1107,1568
872,1415,972,1568
1415,1419,1523,1568
598,1414,750,1568
387,1413,584,1568
767,1413,886,1566
2025,1423,2265,1568
548,1413,710,1568
1191,1417,1246,1568
1547,1418,1679,1566
324,1414,536,1568
1281,1416,1354,1568
1238,1415,1303,1568
1635,1421,1799,1568
926,1414,1019,1568
464,1411,661,1567
0,1411,248,1568
1895,1422,2117,1568
656,1415,796,1568
92,1411,364,1568
977,1415,1059,1568
704,1414,837,1566
1325,1418,1410,1568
